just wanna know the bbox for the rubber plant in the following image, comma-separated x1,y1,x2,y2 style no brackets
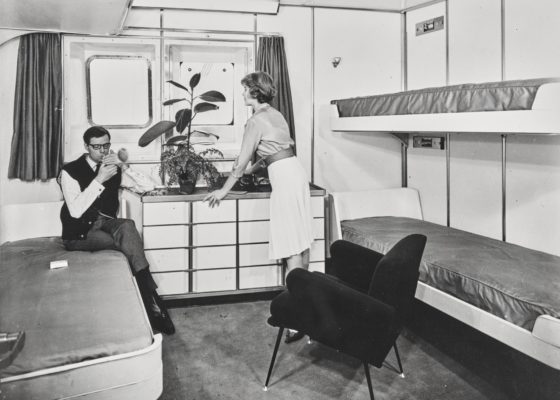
138,72,226,193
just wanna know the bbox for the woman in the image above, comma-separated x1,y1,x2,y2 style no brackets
204,72,314,343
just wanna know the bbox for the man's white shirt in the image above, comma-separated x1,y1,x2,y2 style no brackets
60,156,155,218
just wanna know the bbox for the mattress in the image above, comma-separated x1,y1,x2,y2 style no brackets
341,217,560,331
332,77,560,117
0,237,153,379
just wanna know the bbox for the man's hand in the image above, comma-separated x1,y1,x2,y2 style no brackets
95,164,118,184
102,152,120,166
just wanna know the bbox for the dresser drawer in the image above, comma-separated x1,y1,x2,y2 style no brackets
239,265,281,289
239,243,279,266
309,261,325,273
153,272,188,295
143,225,189,249
193,200,236,223
192,246,236,269
192,222,236,246
311,196,325,218
313,218,325,239
146,248,188,272
238,198,270,221
192,269,236,292
310,239,325,262
143,202,189,225
239,220,269,243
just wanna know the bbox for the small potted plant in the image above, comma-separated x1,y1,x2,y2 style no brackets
138,72,225,193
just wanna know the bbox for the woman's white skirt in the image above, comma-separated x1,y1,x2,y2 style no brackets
267,156,315,260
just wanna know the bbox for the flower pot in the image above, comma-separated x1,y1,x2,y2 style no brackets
178,176,196,194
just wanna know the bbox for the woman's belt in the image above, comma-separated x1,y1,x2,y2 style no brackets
263,147,294,167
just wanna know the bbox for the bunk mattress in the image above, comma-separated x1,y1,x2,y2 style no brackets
0,237,158,397
341,216,560,331
332,78,560,117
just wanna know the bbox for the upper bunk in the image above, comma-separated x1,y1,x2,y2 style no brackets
330,77,560,136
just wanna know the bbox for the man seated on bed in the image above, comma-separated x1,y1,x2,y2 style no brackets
58,126,175,335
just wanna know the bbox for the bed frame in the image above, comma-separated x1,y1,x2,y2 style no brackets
329,188,560,371
330,81,560,135
0,201,163,399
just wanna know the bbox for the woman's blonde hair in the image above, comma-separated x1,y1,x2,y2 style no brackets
241,71,277,103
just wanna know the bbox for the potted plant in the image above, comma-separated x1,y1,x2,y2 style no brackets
138,72,226,194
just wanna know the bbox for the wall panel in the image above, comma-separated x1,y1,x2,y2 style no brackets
505,0,560,80
507,136,560,256
449,135,502,239
313,8,402,192
258,7,313,177
406,3,447,224
448,0,501,84
406,2,447,90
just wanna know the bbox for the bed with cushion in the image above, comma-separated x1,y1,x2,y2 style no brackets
330,188,560,371
331,77,560,134
0,202,162,399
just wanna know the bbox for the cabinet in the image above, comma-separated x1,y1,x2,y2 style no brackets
122,185,327,299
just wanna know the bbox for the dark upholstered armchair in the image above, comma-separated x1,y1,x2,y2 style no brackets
264,234,427,399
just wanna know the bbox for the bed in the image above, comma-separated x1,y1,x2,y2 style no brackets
0,202,163,399
330,188,560,371
328,77,560,370
331,77,560,134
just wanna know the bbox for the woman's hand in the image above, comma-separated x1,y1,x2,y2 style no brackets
203,189,228,208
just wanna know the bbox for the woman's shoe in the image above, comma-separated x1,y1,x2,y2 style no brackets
285,329,305,344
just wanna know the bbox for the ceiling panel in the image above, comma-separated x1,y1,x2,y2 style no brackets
0,0,130,35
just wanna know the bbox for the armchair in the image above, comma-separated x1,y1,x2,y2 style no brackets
264,234,427,399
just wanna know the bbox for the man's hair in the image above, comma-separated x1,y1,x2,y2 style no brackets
83,126,111,144
241,71,277,104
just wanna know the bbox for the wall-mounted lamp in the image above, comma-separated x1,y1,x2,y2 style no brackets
332,57,342,68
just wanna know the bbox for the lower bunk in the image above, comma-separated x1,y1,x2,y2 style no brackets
330,188,560,371
0,236,162,399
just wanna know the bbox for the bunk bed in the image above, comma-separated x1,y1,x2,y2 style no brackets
331,77,560,135
328,78,560,371
0,202,163,399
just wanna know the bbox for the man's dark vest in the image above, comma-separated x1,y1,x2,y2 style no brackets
60,154,122,240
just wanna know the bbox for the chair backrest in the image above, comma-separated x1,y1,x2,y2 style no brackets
368,234,427,320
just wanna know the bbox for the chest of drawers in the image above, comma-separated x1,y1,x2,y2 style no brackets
121,185,327,299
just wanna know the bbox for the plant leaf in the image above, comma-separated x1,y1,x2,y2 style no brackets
199,90,226,102
165,135,188,146
167,80,189,92
163,98,186,106
192,129,220,139
175,109,192,134
189,73,201,90
138,121,176,147
194,102,219,113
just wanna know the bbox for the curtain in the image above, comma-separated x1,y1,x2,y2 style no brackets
256,36,297,153
8,33,63,181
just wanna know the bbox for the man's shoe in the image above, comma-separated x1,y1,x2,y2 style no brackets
285,329,305,344
147,292,175,335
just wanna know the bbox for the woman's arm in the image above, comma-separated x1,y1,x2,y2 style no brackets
203,120,261,207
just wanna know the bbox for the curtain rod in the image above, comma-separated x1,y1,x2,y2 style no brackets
124,26,281,37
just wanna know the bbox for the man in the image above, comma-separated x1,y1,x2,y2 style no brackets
58,126,175,335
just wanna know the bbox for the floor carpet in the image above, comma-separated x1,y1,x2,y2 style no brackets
159,300,560,400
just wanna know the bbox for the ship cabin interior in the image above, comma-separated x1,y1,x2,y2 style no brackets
0,0,559,399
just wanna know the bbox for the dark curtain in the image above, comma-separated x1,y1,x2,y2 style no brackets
8,33,63,181
256,36,297,153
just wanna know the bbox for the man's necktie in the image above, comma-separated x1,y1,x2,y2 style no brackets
94,163,101,175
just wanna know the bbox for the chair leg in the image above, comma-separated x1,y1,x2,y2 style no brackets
363,361,375,400
264,327,284,391
393,343,405,378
